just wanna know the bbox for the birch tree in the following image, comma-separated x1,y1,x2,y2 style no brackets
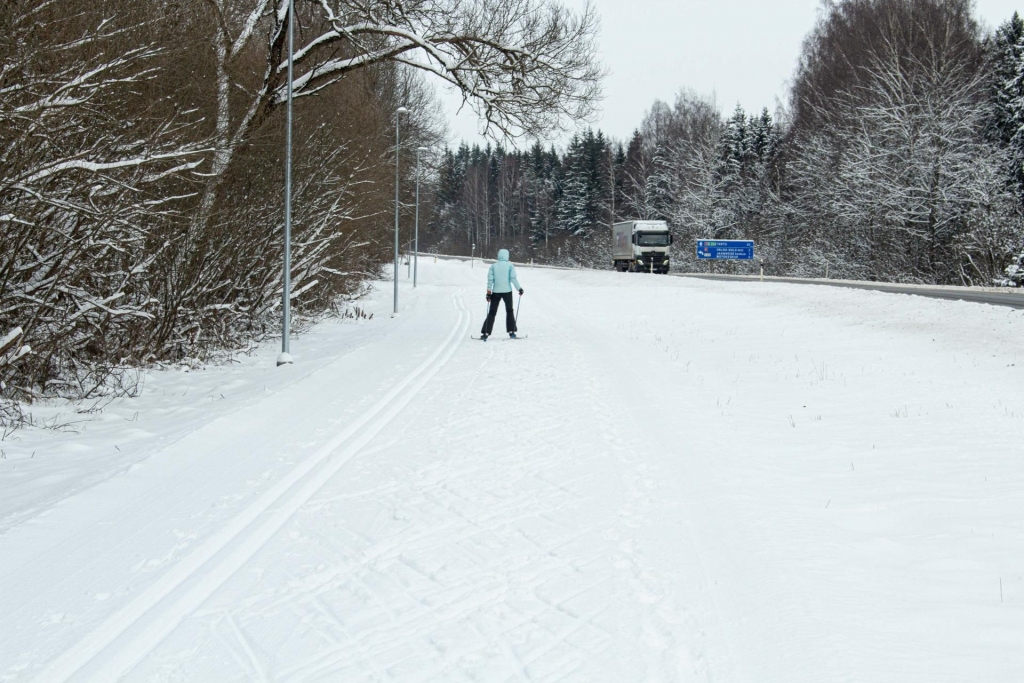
789,36,1021,282
184,0,600,224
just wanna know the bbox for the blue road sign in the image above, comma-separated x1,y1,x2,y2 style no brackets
696,240,755,260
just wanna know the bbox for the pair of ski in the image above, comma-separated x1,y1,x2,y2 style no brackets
470,334,528,341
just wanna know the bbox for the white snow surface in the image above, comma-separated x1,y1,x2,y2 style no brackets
1,259,1022,682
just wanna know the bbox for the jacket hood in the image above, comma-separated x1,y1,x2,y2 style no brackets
497,249,510,262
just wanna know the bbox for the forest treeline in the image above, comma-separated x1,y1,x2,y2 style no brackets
0,0,600,426
425,0,1024,286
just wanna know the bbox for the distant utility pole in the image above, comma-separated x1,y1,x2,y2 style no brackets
393,107,409,317
277,0,295,367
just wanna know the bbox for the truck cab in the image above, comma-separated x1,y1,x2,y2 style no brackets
612,220,672,274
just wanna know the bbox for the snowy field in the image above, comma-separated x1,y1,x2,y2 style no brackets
1,258,1022,682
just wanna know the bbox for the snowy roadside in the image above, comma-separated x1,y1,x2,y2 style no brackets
0,284,399,533
538,267,1024,681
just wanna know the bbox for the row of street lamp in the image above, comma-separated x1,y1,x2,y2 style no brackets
277,2,426,365
394,109,429,317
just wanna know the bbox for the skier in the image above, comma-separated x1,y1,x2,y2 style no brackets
480,248,524,340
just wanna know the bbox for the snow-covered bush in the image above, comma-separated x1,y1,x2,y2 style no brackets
1,0,602,429
1001,251,1024,286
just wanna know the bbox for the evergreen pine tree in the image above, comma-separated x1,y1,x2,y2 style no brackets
621,130,648,218
558,134,591,235
433,147,467,239
719,105,748,180
589,130,610,228
987,13,1024,148
990,13,1024,203
748,108,775,163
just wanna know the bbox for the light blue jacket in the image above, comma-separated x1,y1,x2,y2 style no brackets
487,249,521,294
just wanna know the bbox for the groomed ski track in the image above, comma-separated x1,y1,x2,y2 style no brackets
1,259,1022,682
39,294,472,682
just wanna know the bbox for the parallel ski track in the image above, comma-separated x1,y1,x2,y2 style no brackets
41,292,471,683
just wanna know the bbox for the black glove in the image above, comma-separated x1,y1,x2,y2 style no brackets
486,292,492,302
518,288,524,296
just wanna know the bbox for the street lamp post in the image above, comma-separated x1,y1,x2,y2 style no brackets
277,0,295,367
414,147,428,288
393,107,409,317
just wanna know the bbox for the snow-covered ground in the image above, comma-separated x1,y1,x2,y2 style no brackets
1,258,1022,682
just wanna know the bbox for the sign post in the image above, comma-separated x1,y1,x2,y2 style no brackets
696,240,755,260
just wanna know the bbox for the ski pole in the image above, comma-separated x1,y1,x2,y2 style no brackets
515,292,521,326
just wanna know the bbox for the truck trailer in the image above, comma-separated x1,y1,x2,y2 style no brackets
612,220,672,273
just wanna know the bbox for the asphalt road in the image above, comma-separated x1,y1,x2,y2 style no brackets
676,273,1024,310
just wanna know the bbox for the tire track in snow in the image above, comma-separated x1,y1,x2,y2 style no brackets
41,292,471,683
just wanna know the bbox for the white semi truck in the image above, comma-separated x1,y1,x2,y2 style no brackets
612,220,672,273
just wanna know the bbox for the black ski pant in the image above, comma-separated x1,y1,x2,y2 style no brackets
482,291,516,336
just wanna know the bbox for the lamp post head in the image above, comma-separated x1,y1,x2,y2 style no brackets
417,146,429,153
396,106,409,115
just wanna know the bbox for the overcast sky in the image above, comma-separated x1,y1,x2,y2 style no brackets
439,0,1023,149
